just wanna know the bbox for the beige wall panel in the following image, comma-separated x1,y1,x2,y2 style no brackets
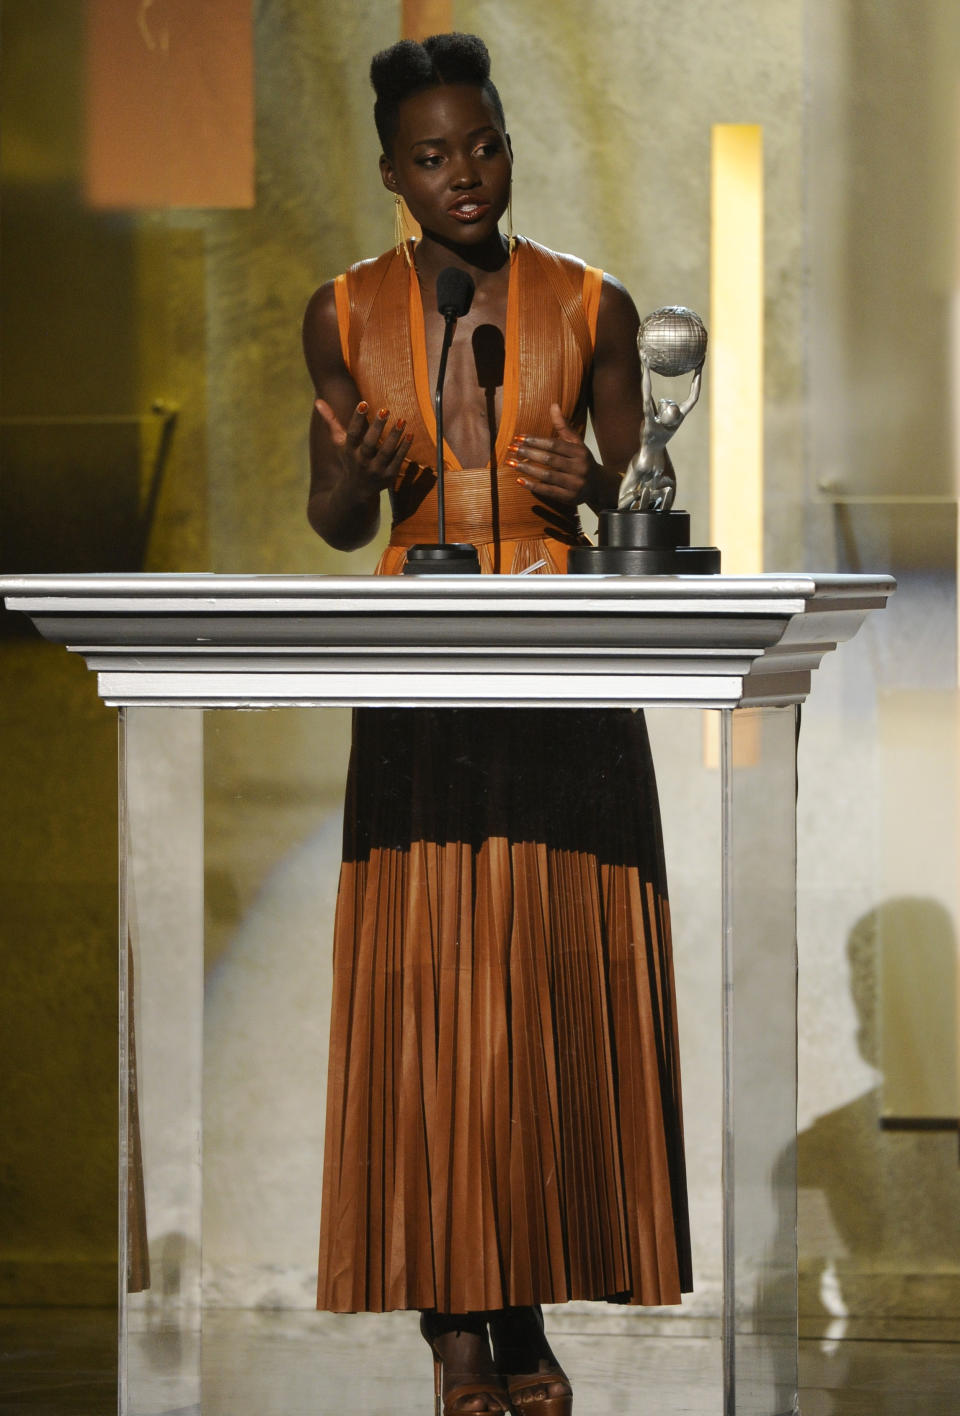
807,0,960,505
878,692,959,1118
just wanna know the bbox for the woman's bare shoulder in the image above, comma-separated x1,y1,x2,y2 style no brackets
302,279,342,384
303,278,338,339
596,273,641,354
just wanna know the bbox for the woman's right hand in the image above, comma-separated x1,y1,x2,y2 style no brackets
303,279,412,549
315,398,414,498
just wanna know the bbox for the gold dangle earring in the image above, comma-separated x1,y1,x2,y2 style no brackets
507,187,516,257
394,195,413,267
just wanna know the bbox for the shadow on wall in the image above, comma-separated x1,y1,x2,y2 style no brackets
795,899,959,1327
755,899,960,1409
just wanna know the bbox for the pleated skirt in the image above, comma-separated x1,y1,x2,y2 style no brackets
317,700,692,1313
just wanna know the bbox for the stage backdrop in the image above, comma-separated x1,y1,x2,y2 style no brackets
1,0,957,1326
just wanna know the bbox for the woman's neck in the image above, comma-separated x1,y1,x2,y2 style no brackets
413,229,510,284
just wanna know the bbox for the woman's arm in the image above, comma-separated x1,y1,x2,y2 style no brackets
585,274,647,511
302,281,413,550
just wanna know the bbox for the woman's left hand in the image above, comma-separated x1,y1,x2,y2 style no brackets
507,403,597,506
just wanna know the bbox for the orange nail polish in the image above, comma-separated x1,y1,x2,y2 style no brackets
357,401,368,413
506,457,520,468
395,417,407,431
516,477,528,489
377,407,389,420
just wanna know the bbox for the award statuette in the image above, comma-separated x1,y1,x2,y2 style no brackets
568,306,720,575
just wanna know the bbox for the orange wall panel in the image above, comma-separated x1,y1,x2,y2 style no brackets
85,0,254,209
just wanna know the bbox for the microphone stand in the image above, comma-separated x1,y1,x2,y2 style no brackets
403,290,481,576
434,315,456,546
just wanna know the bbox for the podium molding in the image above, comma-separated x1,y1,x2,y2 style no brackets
3,571,891,710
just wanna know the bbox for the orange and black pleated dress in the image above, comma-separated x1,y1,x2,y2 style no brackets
316,237,692,1313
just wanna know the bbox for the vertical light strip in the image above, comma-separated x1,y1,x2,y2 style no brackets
705,126,764,769
710,124,764,573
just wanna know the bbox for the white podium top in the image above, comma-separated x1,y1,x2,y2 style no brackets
1,571,894,709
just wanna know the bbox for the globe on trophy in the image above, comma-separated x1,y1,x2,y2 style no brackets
568,305,720,576
638,305,708,376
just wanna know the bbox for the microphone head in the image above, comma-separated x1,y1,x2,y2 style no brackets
436,266,475,319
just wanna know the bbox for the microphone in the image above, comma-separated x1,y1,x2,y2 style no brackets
436,266,475,321
434,268,475,544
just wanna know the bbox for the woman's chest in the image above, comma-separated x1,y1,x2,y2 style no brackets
423,297,508,469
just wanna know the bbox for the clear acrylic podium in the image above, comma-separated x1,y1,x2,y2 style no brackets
2,571,893,1416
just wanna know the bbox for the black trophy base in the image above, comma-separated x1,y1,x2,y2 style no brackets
567,509,720,576
402,542,481,575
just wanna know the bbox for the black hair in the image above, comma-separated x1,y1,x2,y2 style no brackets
370,32,506,156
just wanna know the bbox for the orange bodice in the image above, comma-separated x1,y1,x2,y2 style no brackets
334,237,602,572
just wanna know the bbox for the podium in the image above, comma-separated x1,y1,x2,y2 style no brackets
2,571,893,1416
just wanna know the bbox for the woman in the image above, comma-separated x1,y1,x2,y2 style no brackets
303,34,691,1416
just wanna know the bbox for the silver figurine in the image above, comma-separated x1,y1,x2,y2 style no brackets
618,306,706,513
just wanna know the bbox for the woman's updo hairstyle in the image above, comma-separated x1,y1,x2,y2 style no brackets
371,32,506,156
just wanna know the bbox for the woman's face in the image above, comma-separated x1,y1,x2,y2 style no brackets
380,84,512,247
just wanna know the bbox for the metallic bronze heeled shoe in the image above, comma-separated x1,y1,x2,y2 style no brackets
420,1313,512,1416
504,1369,573,1416
489,1306,573,1416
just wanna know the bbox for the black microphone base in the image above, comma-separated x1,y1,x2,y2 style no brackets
402,543,482,575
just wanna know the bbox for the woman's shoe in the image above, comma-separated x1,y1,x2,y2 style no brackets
489,1306,573,1416
420,1312,512,1416
503,1370,572,1416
